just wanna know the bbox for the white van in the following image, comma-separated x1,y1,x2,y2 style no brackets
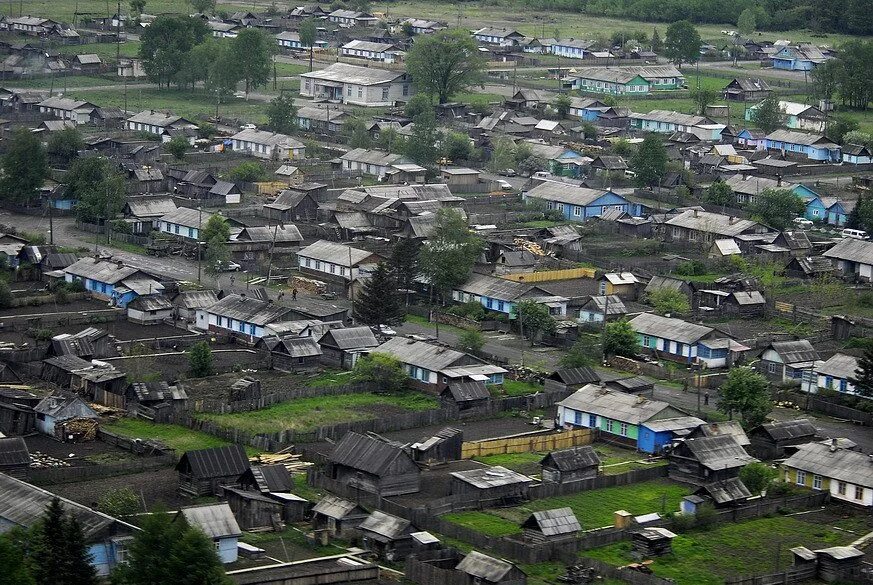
841,228,868,240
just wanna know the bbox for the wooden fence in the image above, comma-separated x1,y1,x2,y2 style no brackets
502,266,596,283
187,381,378,414
460,428,594,459
805,396,873,426
28,454,175,485
724,564,818,585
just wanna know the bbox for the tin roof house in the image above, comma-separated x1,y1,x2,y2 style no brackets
782,442,873,507
669,436,758,485
327,431,421,497
175,444,250,497
177,503,241,563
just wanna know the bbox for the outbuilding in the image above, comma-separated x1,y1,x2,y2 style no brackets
176,444,250,497
450,466,532,503
539,445,600,484
748,419,818,460
668,436,757,485
358,510,414,561
311,495,369,539
177,503,241,564
521,507,581,543
328,432,421,497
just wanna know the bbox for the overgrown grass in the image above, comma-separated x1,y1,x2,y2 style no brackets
301,369,354,388
54,41,142,60
104,418,260,456
473,451,544,475
240,525,346,557
583,516,855,585
194,392,439,434
442,511,522,537
497,379,543,397
291,473,326,502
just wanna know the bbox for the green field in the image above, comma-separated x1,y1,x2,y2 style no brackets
104,417,260,455
444,479,690,536
583,515,855,585
194,392,439,435
54,41,142,60
498,379,542,397
473,451,544,475
0,0,250,23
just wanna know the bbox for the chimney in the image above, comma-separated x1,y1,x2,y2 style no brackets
830,437,837,452
729,216,736,225
693,209,699,217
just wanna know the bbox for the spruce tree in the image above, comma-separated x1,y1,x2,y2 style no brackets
849,347,873,398
31,498,68,585
353,262,403,326
0,532,34,585
62,517,98,585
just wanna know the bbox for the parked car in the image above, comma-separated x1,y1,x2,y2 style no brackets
498,168,517,177
497,180,514,191
793,217,813,228
215,260,241,271
841,228,869,240
376,324,397,337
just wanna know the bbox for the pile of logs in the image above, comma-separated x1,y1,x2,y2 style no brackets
249,450,313,473
513,237,545,256
63,418,99,441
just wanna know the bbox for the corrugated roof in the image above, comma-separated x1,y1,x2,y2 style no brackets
319,326,378,350
580,295,627,315
445,381,490,402
456,273,532,302
628,313,714,344
783,442,873,489
755,418,817,441
374,337,467,372
230,129,304,148
557,384,674,425
540,445,600,472
297,239,375,267
699,477,752,504
329,432,411,476
525,182,615,207
175,444,249,479
173,290,219,310
765,129,837,148
816,353,859,379
680,436,757,471
451,466,531,489
643,416,706,433
160,207,213,230
301,62,405,85
64,257,140,284
205,294,294,326
456,551,515,581
277,337,322,358
665,210,761,237
358,510,411,540
631,109,710,127
179,503,241,539
823,237,873,266
694,422,750,447
312,494,366,520
523,507,581,536
549,367,601,386
0,437,28,467
127,110,193,127
236,225,303,243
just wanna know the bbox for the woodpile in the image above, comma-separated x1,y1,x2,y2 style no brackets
513,238,545,256
249,450,313,473
29,452,71,468
62,418,99,441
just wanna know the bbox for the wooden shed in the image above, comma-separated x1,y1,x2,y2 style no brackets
0,436,30,479
815,546,864,583
440,381,490,410
223,487,286,532
693,477,752,507
450,466,532,504
175,444,250,497
271,337,323,373
358,510,414,561
318,326,379,369
521,507,581,543
540,445,600,484
311,495,369,540
411,427,463,465
328,432,421,497
631,527,676,558
543,367,601,394
455,551,527,585
668,436,757,485
0,387,39,436
748,419,818,460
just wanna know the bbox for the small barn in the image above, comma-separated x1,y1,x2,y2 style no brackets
177,503,241,564
450,466,532,504
689,421,750,448
604,376,654,396
126,294,174,324
813,546,865,582
631,527,676,558
176,444,250,497
543,367,601,394
358,510,414,561
668,436,757,485
223,487,309,532
411,427,463,465
270,337,323,373
440,381,490,410
328,432,421,497
455,551,527,585
540,445,600,484
521,507,581,543
694,477,752,507
33,392,99,442
240,464,294,493
311,495,369,540
172,290,220,322
318,326,378,369
0,436,30,479
0,387,39,436
748,419,818,460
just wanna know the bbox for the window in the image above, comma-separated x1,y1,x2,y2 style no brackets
497,301,505,312
403,84,409,96
304,79,311,91
796,470,806,486
767,363,777,374
588,414,597,427
838,481,847,495
574,411,582,425
315,261,321,270
619,422,628,437
382,87,389,100
573,206,581,216
643,336,651,348
304,257,311,267
357,86,363,98
330,264,336,274
855,486,864,500
605,419,614,432
238,321,245,332
813,475,822,490
249,324,256,335
214,541,221,552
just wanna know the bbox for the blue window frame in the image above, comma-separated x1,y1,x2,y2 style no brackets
249,324,256,335
497,301,505,312
588,414,597,427
238,321,245,332
574,411,582,425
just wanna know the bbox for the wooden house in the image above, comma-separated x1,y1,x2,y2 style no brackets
328,432,421,497
33,392,99,442
177,503,241,564
440,381,490,410
450,466,532,503
693,477,752,508
688,421,750,449
224,487,307,532
668,436,757,485
270,337,323,373
176,444,250,497
540,445,600,484
455,551,528,585
411,427,463,465
748,419,818,460
757,340,819,384
0,387,37,436
318,326,378,369
782,442,873,507
543,367,600,394
631,527,676,558
263,183,326,222
358,510,414,561
0,436,30,479
311,495,369,539
521,507,581,543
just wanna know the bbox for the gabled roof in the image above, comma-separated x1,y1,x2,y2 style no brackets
373,337,471,372
236,225,303,243
783,442,873,489
665,210,761,237
358,510,411,540
204,294,294,326
127,110,195,127
753,419,817,441
726,77,771,92
312,495,366,520
628,313,714,344
33,391,98,420
329,432,413,476
159,206,212,230
444,381,490,402
230,129,304,149
525,182,617,207
63,257,141,284
319,326,378,350
698,477,752,504
815,353,859,379
247,464,293,493
823,237,873,265
173,289,219,310
297,239,376,267
693,422,750,447
522,507,581,535
557,384,677,425
678,436,757,470
456,551,517,581
301,63,405,85
276,336,322,358
175,444,249,479
580,295,627,315
540,445,600,472
0,436,29,467
765,340,818,365
547,367,601,386
765,129,838,148
179,503,241,539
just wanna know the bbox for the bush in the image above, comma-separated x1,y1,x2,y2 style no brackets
229,161,266,182
457,329,485,353
448,301,487,321
188,341,214,378
767,480,793,496
674,260,708,276
0,280,11,309
54,288,68,304
31,328,54,341
98,487,141,517
110,219,132,234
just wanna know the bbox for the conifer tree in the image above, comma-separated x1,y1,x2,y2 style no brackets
353,262,403,325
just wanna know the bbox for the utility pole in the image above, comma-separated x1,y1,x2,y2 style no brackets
600,293,609,364
48,199,53,245
115,0,121,64
347,245,354,304
197,207,203,284
267,223,279,283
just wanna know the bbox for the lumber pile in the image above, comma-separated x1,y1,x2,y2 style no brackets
249,451,313,473
513,238,545,256
63,418,99,441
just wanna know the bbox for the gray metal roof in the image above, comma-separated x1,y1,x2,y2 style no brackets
766,129,837,148
783,442,873,489
33,391,98,420
312,495,366,520
525,182,615,207
175,444,249,479
329,432,412,476
319,326,378,350
301,63,405,85
581,295,626,315
37,96,97,111
631,109,710,126
236,225,303,243
179,503,241,539
339,148,408,166
823,237,873,265
297,239,375,267
204,294,294,327
230,129,304,149
64,257,141,284
816,353,859,379
570,65,682,84
173,290,219,310
540,445,600,472
680,436,757,471
456,273,532,302
450,466,532,489
766,340,818,365
628,313,714,344
698,477,752,504
0,437,28,467
549,367,601,386
342,39,397,52
445,381,490,402
456,551,515,581
557,384,675,425
665,210,761,237
277,337,323,358
814,546,865,560
523,507,581,536
127,110,194,127
358,510,411,540
160,207,213,230
643,416,706,433
127,294,173,312
694,422,750,447
755,418,817,441
374,337,468,372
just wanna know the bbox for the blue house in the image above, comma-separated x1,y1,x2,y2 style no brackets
843,144,872,164
826,199,855,227
0,474,139,576
628,312,747,368
736,128,765,148
568,97,607,121
178,504,241,564
763,129,841,162
33,392,99,439
453,273,568,318
772,45,826,71
158,206,213,241
62,257,164,307
803,195,829,222
524,182,638,221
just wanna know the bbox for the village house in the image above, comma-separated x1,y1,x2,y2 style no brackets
668,436,758,485
762,129,841,162
785,255,837,280
311,495,369,539
400,18,446,34
0,474,138,575
33,391,99,441
196,294,297,343
37,97,100,124
338,148,422,180
772,44,827,71
758,340,819,383
300,63,413,106
597,273,639,299
628,312,746,367
523,182,635,222
567,65,684,95
327,432,421,497
723,174,800,206
662,209,769,244
358,510,414,561
745,100,827,132
295,106,348,133
723,77,771,101
340,40,403,63
440,167,481,189
177,504,241,563
748,419,818,460
229,128,305,160
543,367,601,394
686,477,753,509
540,445,601,484
234,225,304,249
472,27,525,46
318,326,379,369
688,421,750,449
126,294,174,325
630,110,722,139
63,257,163,307
802,353,861,398
125,110,197,139
453,273,568,318
782,442,873,507
843,144,873,164
551,38,595,59
275,30,326,51
157,207,212,241
373,336,507,393
296,239,382,284
327,9,378,26
825,199,856,227
172,290,219,322
823,238,873,282
176,444,250,497
264,183,325,222
270,336,323,373
521,508,581,543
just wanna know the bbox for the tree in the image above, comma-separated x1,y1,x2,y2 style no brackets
204,235,229,275
352,352,409,393
517,155,547,176
46,127,84,164
750,95,786,133
849,346,873,398
175,39,214,90
165,136,189,160
0,129,47,205
299,18,317,72
651,27,662,53
810,59,840,101
418,208,482,305
353,262,403,325
748,188,805,230
406,28,485,104
390,238,419,306
0,532,34,585
138,15,208,88
62,517,99,585
266,93,297,135
230,29,274,98
404,110,439,167
559,335,600,368
0,281,12,309
458,329,485,353
68,157,125,224
647,288,690,315
826,115,859,145
739,462,777,495
691,88,716,115
487,135,516,173
718,367,771,429
97,488,141,518
343,117,371,149
401,21,414,36
188,341,214,377
554,94,571,119
441,131,472,162
207,41,240,98
737,8,756,34
30,498,97,585
229,161,265,182
404,93,433,118
631,134,667,188
704,180,734,206
602,319,639,358
663,20,701,66
516,300,556,346
130,0,146,16
201,215,230,243
189,0,215,13
377,127,403,153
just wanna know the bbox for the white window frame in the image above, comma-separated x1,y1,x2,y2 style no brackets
796,470,806,486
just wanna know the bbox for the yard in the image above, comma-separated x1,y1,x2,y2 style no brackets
443,479,691,536
472,443,667,476
103,417,260,456
193,392,440,435
582,515,857,585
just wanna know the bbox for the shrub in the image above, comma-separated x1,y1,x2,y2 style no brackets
31,328,54,341
0,280,11,308
767,480,793,496
97,487,141,517
188,341,214,378
229,161,266,182
457,329,485,353
54,288,69,304
674,260,707,276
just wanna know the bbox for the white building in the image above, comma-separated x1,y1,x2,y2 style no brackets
157,207,213,241
300,63,414,107
340,40,403,63
37,97,100,125
229,129,306,160
126,110,197,138
296,240,381,281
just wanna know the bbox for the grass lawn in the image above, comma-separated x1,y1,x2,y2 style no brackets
240,525,347,560
5,75,125,90
444,479,690,536
473,451,544,475
497,379,543,397
301,369,354,388
291,473,327,502
404,313,470,335
54,41,142,60
104,417,260,456
7,0,251,23
594,443,669,475
194,392,439,435
274,62,309,77
583,515,855,585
